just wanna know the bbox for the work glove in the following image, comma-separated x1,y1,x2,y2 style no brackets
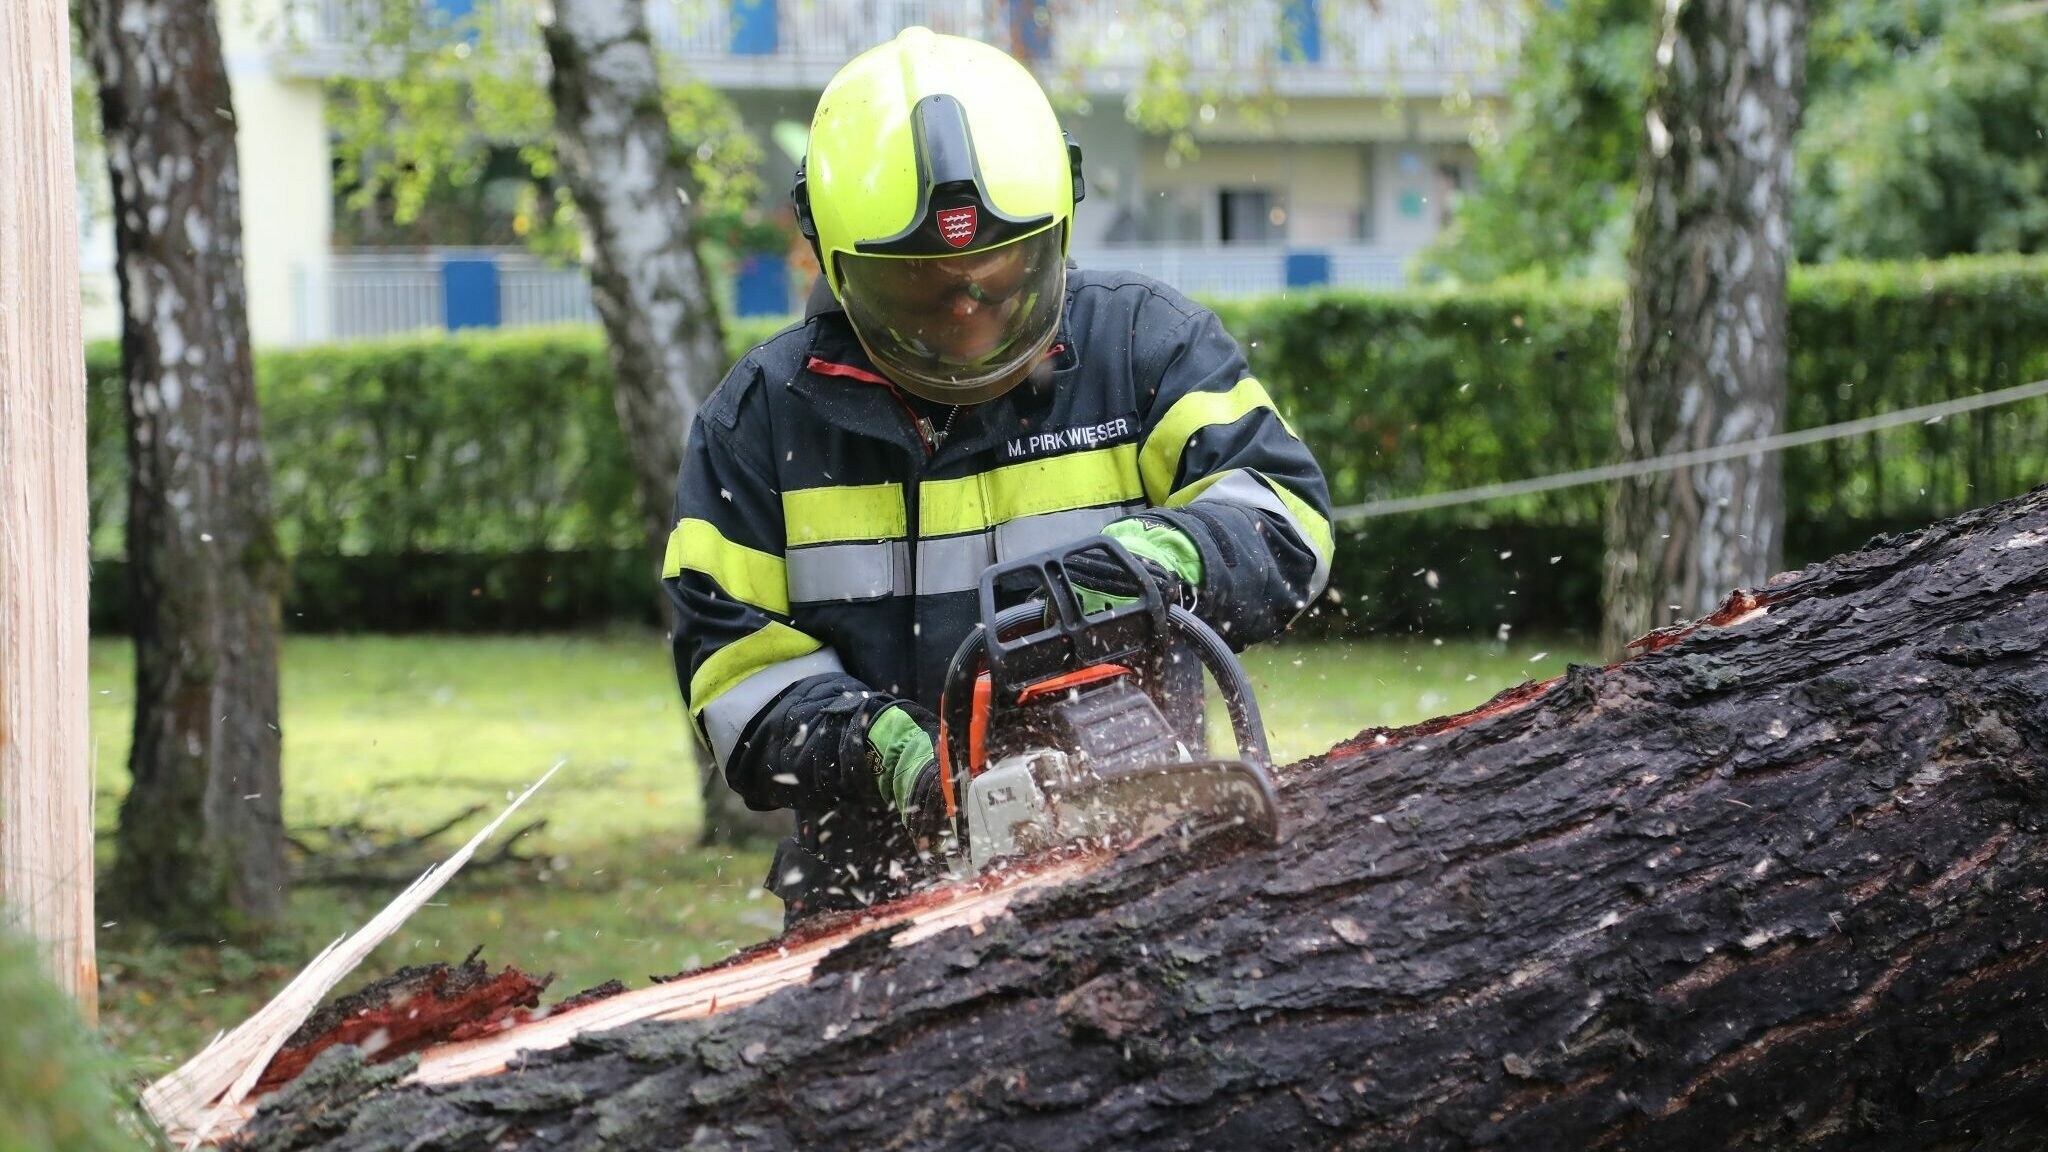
1062,517,1205,615
864,703,948,840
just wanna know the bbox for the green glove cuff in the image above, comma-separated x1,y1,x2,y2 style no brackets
1103,518,1204,586
867,705,937,819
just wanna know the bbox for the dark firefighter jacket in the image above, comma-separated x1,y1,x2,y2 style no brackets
663,267,1334,915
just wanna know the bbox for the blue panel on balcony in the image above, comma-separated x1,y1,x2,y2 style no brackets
735,254,790,317
441,257,501,330
1280,0,1321,63
1008,0,1052,60
430,0,479,44
1284,250,1331,289
730,0,777,55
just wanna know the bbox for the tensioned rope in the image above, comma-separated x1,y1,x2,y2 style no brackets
1329,376,2048,525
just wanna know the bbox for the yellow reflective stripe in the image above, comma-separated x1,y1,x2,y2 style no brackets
1140,376,1286,501
1169,468,1335,566
689,623,822,718
663,518,789,614
782,482,907,545
920,443,1142,537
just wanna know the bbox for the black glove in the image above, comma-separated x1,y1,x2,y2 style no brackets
1059,518,1201,613
904,760,949,844
857,700,950,840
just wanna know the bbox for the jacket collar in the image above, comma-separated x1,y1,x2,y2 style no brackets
787,275,1084,462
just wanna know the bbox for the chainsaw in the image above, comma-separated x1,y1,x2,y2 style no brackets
934,535,1282,872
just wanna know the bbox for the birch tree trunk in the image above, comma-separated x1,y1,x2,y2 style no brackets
540,0,782,846
1601,0,1808,655
79,0,288,933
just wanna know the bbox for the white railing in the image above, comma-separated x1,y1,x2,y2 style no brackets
1074,242,1412,294
1327,245,1410,288
1053,0,1517,83
277,0,1515,87
320,253,442,341
650,0,991,60
500,257,601,327
297,250,595,344
293,241,1405,344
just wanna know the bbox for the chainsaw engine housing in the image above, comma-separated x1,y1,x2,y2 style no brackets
939,537,1282,871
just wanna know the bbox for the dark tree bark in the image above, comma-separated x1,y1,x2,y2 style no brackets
540,0,781,847
1602,0,1808,655
79,0,288,933
233,488,2048,1151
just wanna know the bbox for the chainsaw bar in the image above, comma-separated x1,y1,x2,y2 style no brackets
1054,757,1282,847
962,752,1281,870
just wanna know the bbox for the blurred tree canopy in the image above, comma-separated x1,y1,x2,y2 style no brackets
323,7,771,261
1426,0,2048,282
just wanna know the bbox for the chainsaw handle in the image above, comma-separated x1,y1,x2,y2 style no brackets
977,535,1170,695
1168,603,1271,766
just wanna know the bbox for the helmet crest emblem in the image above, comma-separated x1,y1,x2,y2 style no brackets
937,205,978,248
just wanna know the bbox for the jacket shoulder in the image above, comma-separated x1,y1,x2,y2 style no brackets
701,317,827,430
1066,266,1210,331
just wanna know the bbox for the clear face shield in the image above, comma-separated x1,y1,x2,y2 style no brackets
836,225,1066,405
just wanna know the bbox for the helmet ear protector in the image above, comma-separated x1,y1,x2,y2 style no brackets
793,128,1085,267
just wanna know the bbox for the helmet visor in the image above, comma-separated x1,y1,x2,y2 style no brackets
837,226,1065,403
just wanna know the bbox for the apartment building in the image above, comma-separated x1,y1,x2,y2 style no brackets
80,0,1517,345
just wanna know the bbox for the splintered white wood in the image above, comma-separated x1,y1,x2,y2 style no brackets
0,0,97,1019
143,764,562,1148
167,852,1104,1144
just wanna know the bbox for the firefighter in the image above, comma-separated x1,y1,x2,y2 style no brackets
664,27,1333,923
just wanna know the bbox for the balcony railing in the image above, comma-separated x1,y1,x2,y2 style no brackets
294,250,597,344
277,0,1516,90
290,242,1409,345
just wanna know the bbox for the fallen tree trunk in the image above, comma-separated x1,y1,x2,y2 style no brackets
237,489,2048,1151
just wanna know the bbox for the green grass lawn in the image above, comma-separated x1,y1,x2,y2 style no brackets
89,628,1591,1079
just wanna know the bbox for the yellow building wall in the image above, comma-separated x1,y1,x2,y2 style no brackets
222,0,331,346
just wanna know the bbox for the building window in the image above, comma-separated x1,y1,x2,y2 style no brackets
1219,189,1285,244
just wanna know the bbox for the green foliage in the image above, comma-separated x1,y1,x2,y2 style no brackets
1797,2,2048,260
1225,254,2048,631
325,3,770,259
1428,0,2048,281
0,932,138,1152
1421,0,1653,283
84,259,2048,635
85,318,790,626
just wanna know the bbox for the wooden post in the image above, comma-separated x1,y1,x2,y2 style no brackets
0,0,99,1020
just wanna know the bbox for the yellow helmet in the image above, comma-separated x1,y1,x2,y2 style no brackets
793,27,1085,404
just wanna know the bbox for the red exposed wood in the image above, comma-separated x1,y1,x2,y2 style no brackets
253,954,551,1094
1624,586,1783,654
1323,582,1787,766
1323,677,1558,763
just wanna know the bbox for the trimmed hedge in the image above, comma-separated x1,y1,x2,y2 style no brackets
1219,255,2048,634
86,257,2048,635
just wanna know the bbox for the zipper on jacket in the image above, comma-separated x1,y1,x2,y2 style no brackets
890,390,934,599
801,355,934,596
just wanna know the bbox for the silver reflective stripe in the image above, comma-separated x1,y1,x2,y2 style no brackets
790,504,1148,601
993,503,1142,560
917,504,1141,595
703,647,848,767
787,541,910,603
916,533,995,596
1193,470,1332,598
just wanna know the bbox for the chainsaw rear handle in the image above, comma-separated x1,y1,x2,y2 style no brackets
979,534,1171,693
937,536,1272,781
